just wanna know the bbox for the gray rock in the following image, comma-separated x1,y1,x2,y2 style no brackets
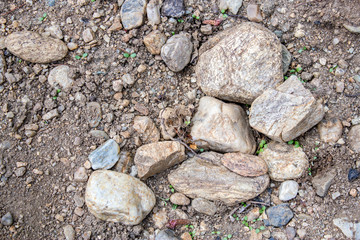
74,167,88,182
85,170,156,225
196,22,283,104
297,229,307,239
15,167,27,177
259,141,308,181
42,109,59,121
121,0,146,30
45,25,63,39
250,75,325,142
317,118,343,143
219,0,243,14
82,28,94,43
333,218,356,239
89,130,110,140
264,204,293,227
86,102,102,128
147,0,161,25
48,65,73,91
282,45,292,74
285,227,296,240
63,225,75,240
168,152,269,205
301,72,313,82
134,141,185,179
89,139,120,170
278,180,299,201
349,125,360,153
343,24,360,34
155,229,180,240
161,33,192,72
1,212,13,226
0,50,6,84
191,96,256,153
247,4,263,23
133,116,160,144
312,168,336,197
144,30,167,55
161,0,185,18
191,198,217,216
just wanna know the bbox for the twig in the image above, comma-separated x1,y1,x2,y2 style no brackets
247,201,271,207
1,3,26,16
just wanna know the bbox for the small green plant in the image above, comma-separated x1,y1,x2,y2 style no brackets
184,120,191,126
160,197,169,205
177,19,184,23
223,234,233,240
172,204,178,210
259,206,266,214
91,0,96,2
171,31,175,35
308,167,312,176
211,231,221,235
52,89,61,100
241,202,247,207
220,9,228,18
298,46,307,53
39,13,47,21
130,53,137,58
232,213,240,221
123,52,130,58
75,53,89,60
192,14,200,20
169,185,175,193
287,140,300,148
82,53,88,58
289,67,302,73
199,148,204,152
329,65,338,73
256,140,267,155
255,226,266,234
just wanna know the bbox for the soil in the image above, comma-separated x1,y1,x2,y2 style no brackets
0,0,360,239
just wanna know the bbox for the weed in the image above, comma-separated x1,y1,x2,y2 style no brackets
199,148,204,152
159,197,169,206
255,226,266,233
75,53,88,60
172,204,178,210
130,53,137,58
192,14,200,20
123,53,130,58
211,231,221,235
241,202,247,207
177,19,184,23
52,89,61,100
256,140,267,155
329,65,338,73
39,13,47,21
171,31,175,35
287,140,300,148
232,213,240,221
91,0,96,2
169,185,175,193
308,167,312,176
185,120,191,126
259,206,266,214
82,53,88,58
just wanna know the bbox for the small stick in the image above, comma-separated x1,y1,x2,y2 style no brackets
1,3,26,16
247,201,271,207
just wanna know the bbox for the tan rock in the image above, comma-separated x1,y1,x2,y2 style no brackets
170,193,190,205
108,16,123,32
144,30,167,55
221,152,268,177
247,4,263,22
159,107,182,140
152,209,168,229
318,118,343,143
349,125,360,153
181,232,192,240
133,116,160,144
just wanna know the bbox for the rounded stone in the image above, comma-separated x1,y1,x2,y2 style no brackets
1,212,13,226
349,125,360,153
278,180,299,201
170,193,190,205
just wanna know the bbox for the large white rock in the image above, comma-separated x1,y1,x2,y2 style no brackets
191,96,256,153
85,170,156,225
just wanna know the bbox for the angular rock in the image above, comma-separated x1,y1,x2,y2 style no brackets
112,151,132,173
170,193,190,205
85,170,156,225
152,209,168,229
121,0,147,30
86,102,102,128
282,45,292,74
196,22,283,104
45,25,63,39
155,229,180,240
5,31,68,63
348,168,360,182
144,30,167,55
89,139,120,170
278,180,299,201
219,0,243,14
333,218,357,239
311,168,336,197
191,96,256,153
264,204,293,227
161,33,192,72
318,118,343,143
42,109,59,121
133,116,160,144
221,152,268,177
74,167,88,182
349,125,360,153
247,4,263,22
168,152,269,205
161,0,185,18
63,225,75,240
147,0,161,25
89,130,110,140
159,107,182,140
259,141,308,181
48,65,74,91
250,75,325,142
108,16,123,32
191,198,217,216
134,141,185,179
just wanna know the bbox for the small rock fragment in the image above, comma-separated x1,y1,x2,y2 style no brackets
348,168,360,182
170,193,190,205
349,125,360,153
121,0,147,30
144,30,167,55
74,167,88,182
247,4,263,22
155,229,180,240
42,109,59,121
278,180,299,201
108,16,123,32
191,198,217,216
133,116,160,144
89,139,120,170
219,0,243,14
82,28,95,43
147,0,161,25
312,168,336,197
1,212,13,226
48,65,74,91
152,209,168,229
162,0,185,18
63,225,75,240
318,118,343,143
264,204,293,227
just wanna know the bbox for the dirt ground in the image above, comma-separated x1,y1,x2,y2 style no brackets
0,0,360,239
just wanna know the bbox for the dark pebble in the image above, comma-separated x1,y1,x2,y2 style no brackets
162,0,185,18
264,204,293,227
1,212,13,226
348,168,360,182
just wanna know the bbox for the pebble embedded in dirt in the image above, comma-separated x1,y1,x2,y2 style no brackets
133,116,160,144
15,167,27,177
218,0,243,14
221,152,268,177
45,25,63,39
161,0,185,18
170,193,190,205
152,209,168,229
155,229,180,240
121,0,147,30
42,109,59,121
74,167,88,182
278,180,299,201
247,4,263,23
348,168,360,182
312,168,336,197
147,0,161,25
1,212,13,226
348,125,360,153
89,130,110,140
317,118,343,143
144,30,167,55
89,139,120,170
63,225,75,240
264,204,294,227
48,65,74,91
191,198,217,216
108,16,123,32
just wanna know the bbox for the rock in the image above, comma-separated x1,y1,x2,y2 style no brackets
48,65,73,91
264,204,293,227
89,139,120,170
294,23,305,38
155,229,180,240
285,227,296,240
89,130,110,140
112,151,132,173
134,141,185,179
74,167,88,182
1,212,13,226
219,0,243,14
282,45,292,74
348,168,360,182
86,102,102,128
42,109,59,121
159,108,182,140
349,125,360,153
278,180,299,201
343,24,360,34
221,152,268,177
85,170,156,225
180,232,192,240
63,225,75,240
170,193,190,205
196,22,283,104
297,229,306,239
108,16,123,32
250,75,325,142
311,168,336,197
247,4,263,22
247,207,260,222
200,24,212,35
161,33,192,72
250,229,263,240
133,116,160,144
82,28,94,43
317,118,343,143
161,0,185,18
144,30,167,55
168,152,269,205
191,96,256,153
191,198,217,216
259,141,308,181
122,73,135,86
45,25,63,39
15,167,26,177
350,188,357,197
121,0,146,30
0,50,6,84
152,209,168,229
333,218,357,239
301,72,313,81
335,81,345,93
5,31,68,63
147,0,161,25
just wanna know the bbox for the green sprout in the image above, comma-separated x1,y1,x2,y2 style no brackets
256,140,267,155
259,206,266,214
199,148,204,152
171,31,175,35
172,204,178,210
123,53,130,58
53,89,61,100
185,120,191,126
241,202,247,207
169,185,175,193
308,167,312,176
130,53,137,58
221,9,226,14
177,19,184,23
82,53,88,58
287,140,300,148
211,231,221,235
160,197,169,206
329,65,338,73
255,226,266,234
75,55,81,60
39,13,47,21
192,14,200,20
298,46,307,53
91,0,96,2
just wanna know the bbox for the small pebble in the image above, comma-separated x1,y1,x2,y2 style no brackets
348,168,360,182
349,188,357,197
1,212,13,226
63,225,75,240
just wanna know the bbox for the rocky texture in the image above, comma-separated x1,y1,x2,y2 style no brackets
191,198,217,216
318,118,343,143
170,193,190,205
159,107,182,140
133,116,160,144
278,180,299,201
144,30,167,55
85,170,156,225
191,97,256,153
155,229,180,240
0,50,6,84
282,45,292,74
63,225,75,240
161,0,185,18
152,209,168,229
247,4,263,22
196,22,283,104
120,0,147,30
221,152,268,177
250,75,325,142
264,204,294,227
5,31,68,63
147,0,161,25
349,125,360,153
113,151,132,173
134,141,185,179
312,168,336,197
88,139,120,170
218,0,243,14
48,65,73,91
161,33,192,72
259,141,308,181
333,217,360,239
168,152,269,205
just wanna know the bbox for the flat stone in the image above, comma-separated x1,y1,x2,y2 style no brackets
196,22,283,104
250,75,325,142
134,141,185,179
221,152,268,177
42,109,59,121
152,209,168,229
318,118,343,143
147,0,161,25
259,141,308,181
89,130,110,140
335,81,345,93
170,193,190,205
348,168,360,182
121,0,146,30
278,180,299,201
133,116,160,144
63,225,75,240
247,4,263,22
144,30,167,55
155,229,180,240
45,25,63,39
15,167,27,177
161,0,185,18
86,102,102,128
168,152,269,205
48,65,73,91
343,24,360,34
89,139,120,170
108,16,123,32
5,31,68,63
161,33,192,72
191,97,256,153
85,170,156,225
219,0,243,14
264,204,293,227
0,50,6,84
312,168,336,197
74,167,88,182
191,198,217,216
333,218,356,239
349,125,360,153
1,212,13,226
